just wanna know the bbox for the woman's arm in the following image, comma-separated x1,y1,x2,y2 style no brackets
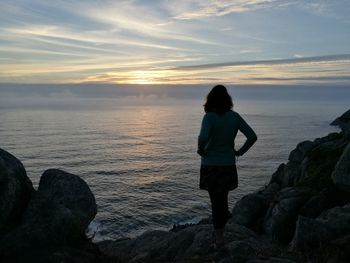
235,114,257,156
197,114,212,156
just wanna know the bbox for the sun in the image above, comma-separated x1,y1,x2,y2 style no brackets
132,71,156,84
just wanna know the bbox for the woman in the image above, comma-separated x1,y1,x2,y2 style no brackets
197,85,257,248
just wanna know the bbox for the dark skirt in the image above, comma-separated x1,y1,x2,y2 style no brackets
200,165,238,192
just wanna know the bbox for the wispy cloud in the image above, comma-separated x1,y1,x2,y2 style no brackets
171,0,278,20
71,54,350,85
0,0,349,84
173,54,350,70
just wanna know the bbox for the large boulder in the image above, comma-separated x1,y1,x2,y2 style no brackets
298,193,331,218
296,139,347,190
0,148,33,237
23,169,97,229
232,183,279,229
288,140,314,163
291,205,350,256
262,187,313,243
0,169,97,258
332,142,350,192
270,162,301,188
291,216,334,254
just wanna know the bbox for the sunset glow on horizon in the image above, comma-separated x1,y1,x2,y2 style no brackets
1,1,349,85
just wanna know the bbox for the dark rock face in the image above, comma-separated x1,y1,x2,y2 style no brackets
224,110,350,262
262,187,313,243
0,168,100,262
291,216,334,253
299,194,331,218
292,205,350,255
331,109,350,139
296,139,347,190
0,148,33,237
332,143,350,192
331,109,350,126
288,140,314,163
232,183,279,229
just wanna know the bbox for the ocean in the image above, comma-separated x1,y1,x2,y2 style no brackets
0,85,349,241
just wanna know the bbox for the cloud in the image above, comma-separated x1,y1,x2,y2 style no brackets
173,54,350,70
171,0,278,19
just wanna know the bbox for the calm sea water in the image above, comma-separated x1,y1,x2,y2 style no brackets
0,91,349,241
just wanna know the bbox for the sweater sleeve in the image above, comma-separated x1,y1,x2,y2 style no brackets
197,114,212,156
236,114,257,156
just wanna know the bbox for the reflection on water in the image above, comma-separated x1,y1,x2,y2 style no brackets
0,99,346,241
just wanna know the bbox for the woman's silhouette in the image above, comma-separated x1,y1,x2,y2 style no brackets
197,85,257,249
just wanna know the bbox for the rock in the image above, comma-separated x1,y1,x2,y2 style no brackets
281,162,301,188
327,234,350,262
291,205,350,255
0,242,108,263
247,258,297,263
318,204,350,236
232,193,266,227
23,169,97,229
269,164,285,186
288,140,314,163
291,216,334,253
296,139,347,190
314,132,343,146
232,183,279,229
224,239,261,262
98,229,192,263
0,169,97,258
262,187,313,243
331,110,350,139
0,148,34,237
98,223,278,263
331,109,350,127
332,143,350,192
299,194,331,218
269,162,301,188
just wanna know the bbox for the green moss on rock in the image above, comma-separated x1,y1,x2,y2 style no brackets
297,140,346,190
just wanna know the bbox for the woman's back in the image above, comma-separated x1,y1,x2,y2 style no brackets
198,111,256,166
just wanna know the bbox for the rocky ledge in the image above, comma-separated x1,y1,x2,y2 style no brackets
1,109,350,263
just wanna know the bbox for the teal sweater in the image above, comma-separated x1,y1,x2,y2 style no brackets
197,111,257,166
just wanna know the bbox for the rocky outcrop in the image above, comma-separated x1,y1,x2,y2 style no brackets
0,149,33,237
262,187,314,243
331,109,350,139
230,110,350,262
291,204,350,261
332,143,350,192
0,151,105,263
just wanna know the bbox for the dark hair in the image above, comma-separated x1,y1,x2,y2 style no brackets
204,85,233,114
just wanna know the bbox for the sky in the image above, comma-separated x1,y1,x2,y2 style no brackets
0,0,350,85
